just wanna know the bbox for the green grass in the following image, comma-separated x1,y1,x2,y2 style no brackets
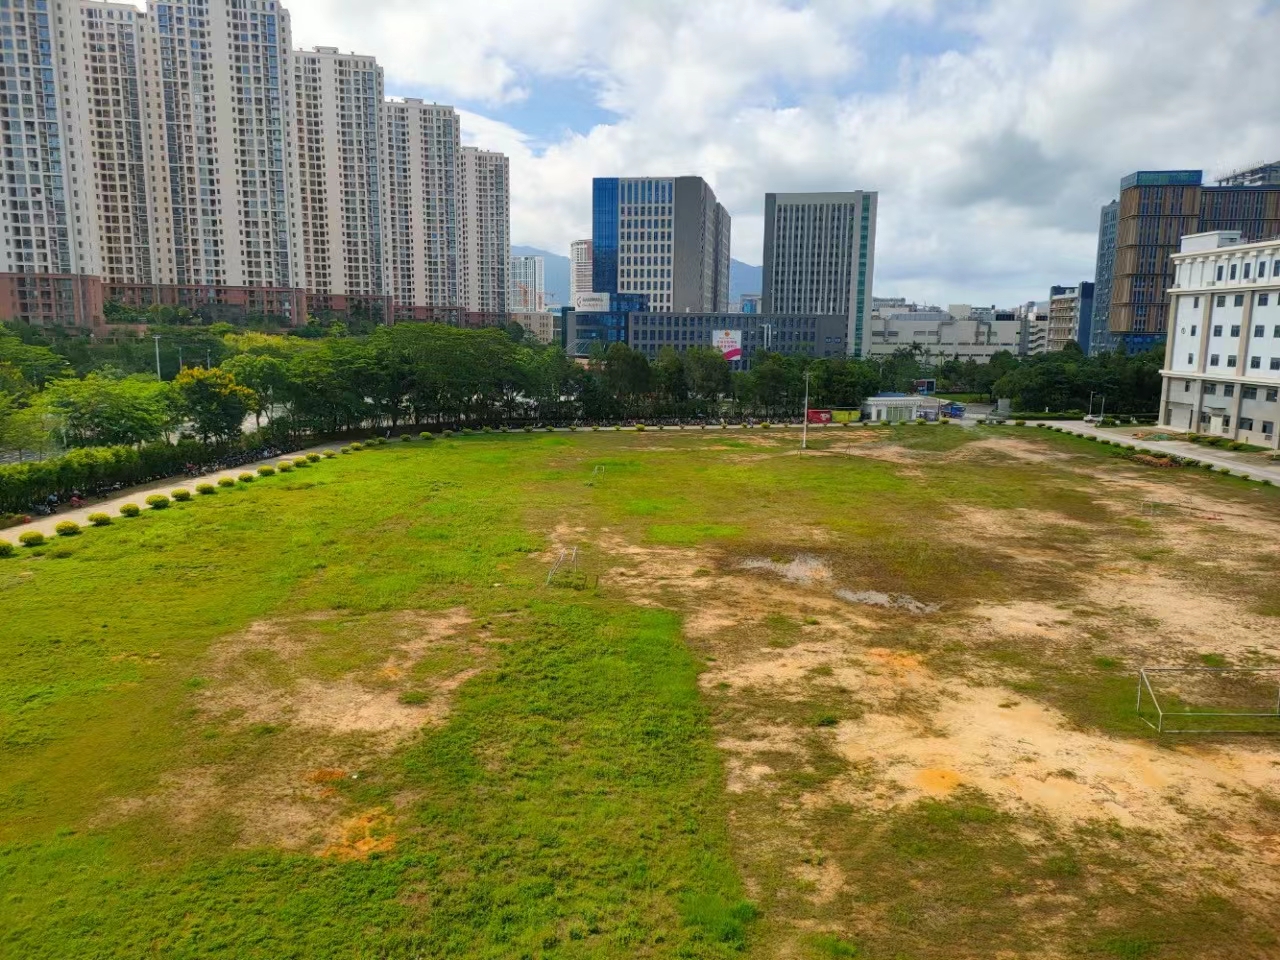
4,427,1280,958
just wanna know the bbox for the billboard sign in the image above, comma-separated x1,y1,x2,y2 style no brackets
712,329,743,361
574,292,610,313
807,409,833,424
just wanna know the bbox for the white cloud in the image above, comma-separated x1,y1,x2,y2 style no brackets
288,0,1280,305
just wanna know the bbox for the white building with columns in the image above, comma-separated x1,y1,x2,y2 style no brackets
1160,231,1280,449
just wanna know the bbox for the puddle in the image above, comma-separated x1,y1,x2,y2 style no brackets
739,555,833,585
836,589,939,615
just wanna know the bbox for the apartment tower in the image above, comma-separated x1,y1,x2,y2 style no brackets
509,255,544,312
761,191,877,357
569,238,592,305
293,46,386,319
459,146,510,318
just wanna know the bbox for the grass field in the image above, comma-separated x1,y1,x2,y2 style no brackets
3,425,1280,958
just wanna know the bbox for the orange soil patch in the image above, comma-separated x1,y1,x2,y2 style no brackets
322,808,396,860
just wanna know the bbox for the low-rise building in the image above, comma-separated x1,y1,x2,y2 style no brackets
868,304,1022,362
510,311,555,344
1160,231,1280,448
1047,283,1095,352
861,394,942,423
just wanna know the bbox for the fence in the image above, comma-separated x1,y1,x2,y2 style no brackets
1137,667,1280,734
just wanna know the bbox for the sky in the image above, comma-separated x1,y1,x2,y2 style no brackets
291,0,1280,307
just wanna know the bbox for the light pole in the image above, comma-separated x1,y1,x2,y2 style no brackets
178,345,184,370
153,334,162,381
802,368,812,450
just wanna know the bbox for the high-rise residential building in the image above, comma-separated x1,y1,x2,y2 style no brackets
1090,200,1119,354
1092,167,1280,354
380,98,461,320
1047,283,1094,352
569,239,593,305
509,255,544,312
459,146,510,318
1159,230,1280,449
591,176,730,314
292,47,386,318
761,191,877,357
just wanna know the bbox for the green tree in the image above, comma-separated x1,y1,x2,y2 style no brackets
174,367,255,442
39,373,174,447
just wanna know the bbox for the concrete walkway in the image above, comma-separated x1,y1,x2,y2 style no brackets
1,441,338,544
1025,419,1280,484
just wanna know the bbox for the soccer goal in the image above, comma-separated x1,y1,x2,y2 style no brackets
1137,667,1280,734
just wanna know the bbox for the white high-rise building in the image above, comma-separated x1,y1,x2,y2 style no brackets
570,239,592,305
380,98,461,319
459,146,510,316
510,255,544,312
762,191,877,357
1161,231,1280,449
293,47,385,316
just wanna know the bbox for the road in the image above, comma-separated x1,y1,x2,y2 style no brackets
1025,419,1280,484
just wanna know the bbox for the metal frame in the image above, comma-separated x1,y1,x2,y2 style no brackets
545,546,579,586
1137,666,1280,734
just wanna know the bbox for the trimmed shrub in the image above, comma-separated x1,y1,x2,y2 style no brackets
569,425,578,432
635,424,646,432
419,432,434,441
257,465,276,476
1262,479,1273,486
1219,467,1232,475
277,462,294,473
373,437,388,445
306,452,322,462
238,473,255,483
146,494,171,510
218,477,236,489
0,540,14,558
461,428,474,436
1015,420,1026,426
761,422,772,429
171,488,193,502
592,425,600,431
120,503,141,517
88,512,112,527
1227,441,1245,451
18,530,44,547
339,447,352,455
657,424,665,431
442,430,454,438
545,425,556,432
349,441,365,451
915,418,927,426
1202,462,1216,470
523,426,533,433
401,433,414,442
483,426,494,434
292,458,309,469
55,520,81,537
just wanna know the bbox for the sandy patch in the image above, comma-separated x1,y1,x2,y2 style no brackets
836,589,939,615
739,555,834,585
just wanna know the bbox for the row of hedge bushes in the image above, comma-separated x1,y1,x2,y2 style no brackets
1,449,346,555
1031,424,1274,485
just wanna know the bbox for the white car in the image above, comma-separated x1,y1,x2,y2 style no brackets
1083,414,1100,424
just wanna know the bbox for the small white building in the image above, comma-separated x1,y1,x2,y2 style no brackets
861,394,942,423
1160,231,1280,449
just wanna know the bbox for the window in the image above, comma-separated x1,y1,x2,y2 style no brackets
1275,261,1280,277
1191,325,1198,336
1246,264,1253,279
1214,324,1223,336
1216,296,1226,308
1261,294,1270,307
1265,422,1276,436
1244,386,1258,400
1270,389,1280,402
1252,357,1262,369
1217,265,1225,281
1210,354,1220,366
1184,380,1192,392
1193,296,1201,308
1188,353,1194,365
1223,415,1232,429
1228,356,1238,368
1231,325,1241,336
1257,326,1266,338
1205,383,1217,395
1200,411,1212,425
1241,417,1255,431
1230,264,1238,280
1225,384,1236,397
1234,295,1246,307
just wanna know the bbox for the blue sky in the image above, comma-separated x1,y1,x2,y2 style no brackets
294,0,1280,307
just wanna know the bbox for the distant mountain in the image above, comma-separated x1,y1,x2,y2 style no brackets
730,259,762,306
512,245,570,308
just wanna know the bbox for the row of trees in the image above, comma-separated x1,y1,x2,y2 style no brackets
2,321,1167,463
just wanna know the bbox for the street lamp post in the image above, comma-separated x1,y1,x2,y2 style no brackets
802,368,812,450
153,334,162,381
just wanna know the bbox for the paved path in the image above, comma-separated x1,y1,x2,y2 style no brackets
1,441,337,544
1026,419,1280,484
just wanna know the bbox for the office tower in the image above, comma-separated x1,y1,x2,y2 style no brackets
569,239,592,304
1096,168,1280,353
1090,200,1119,354
459,146,511,317
1217,162,1280,188
761,191,877,357
1047,283,1094,352
292,47,385,318
1159,230,1280,448
590,176,731,314
381,98,461,319
510,255,544,312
